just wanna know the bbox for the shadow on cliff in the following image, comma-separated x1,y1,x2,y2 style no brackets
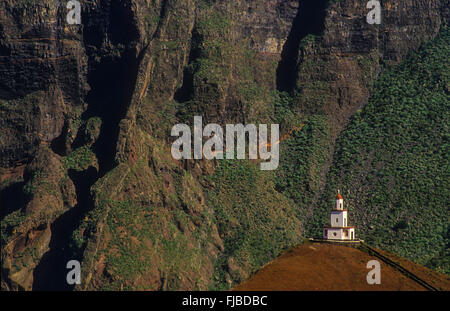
276,0,329,92
0,180,26,220
34,1,144,290
77,0,141,177
32,167,97,291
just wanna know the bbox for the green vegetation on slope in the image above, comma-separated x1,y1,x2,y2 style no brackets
275,115,330,219
71,153,218,291
206,159,303,290
313,26,449,274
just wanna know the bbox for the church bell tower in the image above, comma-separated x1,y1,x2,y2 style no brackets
323,191,356,240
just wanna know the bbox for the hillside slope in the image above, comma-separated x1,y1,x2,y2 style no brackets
311,26,450,274
234,243,450,291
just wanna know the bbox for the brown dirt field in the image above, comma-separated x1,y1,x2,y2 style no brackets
233,242,450,291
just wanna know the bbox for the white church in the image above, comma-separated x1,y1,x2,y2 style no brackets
323,191,356,240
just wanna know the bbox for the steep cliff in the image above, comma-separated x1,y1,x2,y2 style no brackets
0,0,448,290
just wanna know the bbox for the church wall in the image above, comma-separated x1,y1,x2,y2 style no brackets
331,211,347,227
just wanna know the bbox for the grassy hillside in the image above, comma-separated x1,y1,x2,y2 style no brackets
205,160,303,290
312,26,449,274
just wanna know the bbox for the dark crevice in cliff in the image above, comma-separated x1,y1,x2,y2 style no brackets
32,167,97,291
109,1,140,45
50,123,69,156
174,61,195,103
81,4,140,177
174,42,199,103
0,180,26,220
276,0,329,92
83,51,138,176
174,11,201,104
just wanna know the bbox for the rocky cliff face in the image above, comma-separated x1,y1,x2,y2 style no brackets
1,0,448,290
0,0,89,167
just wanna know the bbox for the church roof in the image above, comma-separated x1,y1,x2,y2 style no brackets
336,192,343,200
